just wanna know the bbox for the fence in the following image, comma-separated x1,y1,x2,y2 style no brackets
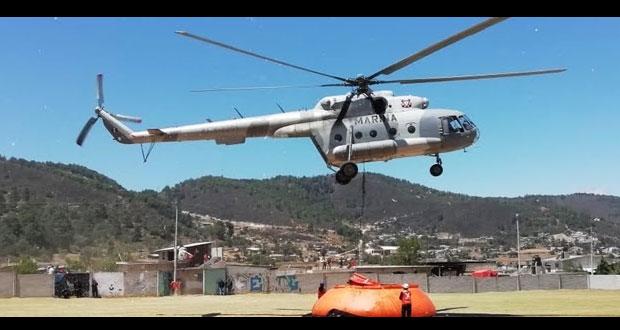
590,275,620,290
0,270,604,297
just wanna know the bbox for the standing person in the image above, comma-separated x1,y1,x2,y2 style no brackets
92,278,100,298
217,279,225,295
226,277,234,295
399,283,412,317
317,281,326,299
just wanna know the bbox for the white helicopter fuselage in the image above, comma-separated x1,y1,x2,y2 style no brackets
99,91,479,168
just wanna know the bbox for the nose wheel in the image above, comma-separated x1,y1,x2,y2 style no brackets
335,162,358,185
430,154,443,177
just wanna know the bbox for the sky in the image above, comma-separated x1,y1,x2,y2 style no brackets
0,17,619,198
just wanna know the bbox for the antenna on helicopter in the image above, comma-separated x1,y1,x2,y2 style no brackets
276,103,285,113
233,107,244,119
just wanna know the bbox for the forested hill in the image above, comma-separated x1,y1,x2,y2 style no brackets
2,154,620,258
171,174,620,241
0,155,201,258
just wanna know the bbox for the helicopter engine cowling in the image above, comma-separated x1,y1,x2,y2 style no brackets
331,137,441,163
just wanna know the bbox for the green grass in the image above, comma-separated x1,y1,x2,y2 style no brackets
1,290,619,317
430,290,620,316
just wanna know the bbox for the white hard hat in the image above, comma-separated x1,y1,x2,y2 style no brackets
402,283,409,289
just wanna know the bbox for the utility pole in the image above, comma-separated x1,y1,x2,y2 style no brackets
590,225,594,278
516,213,521,291
173,199,179,294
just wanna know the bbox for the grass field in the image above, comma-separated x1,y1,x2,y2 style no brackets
1,290,619,317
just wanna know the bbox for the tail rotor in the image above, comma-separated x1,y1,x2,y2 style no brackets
76,74,141,146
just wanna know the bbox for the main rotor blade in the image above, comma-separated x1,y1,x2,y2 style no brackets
336,94,354,122
367,17,509,80
176,31,349,83
96,74,104,108
76,117,98,146
374,68,566,85
190,84,346,92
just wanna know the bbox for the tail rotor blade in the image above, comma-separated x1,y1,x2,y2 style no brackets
96,74,104,108
76,117,98,146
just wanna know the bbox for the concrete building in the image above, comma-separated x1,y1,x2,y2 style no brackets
365,246,399,256
543,255,605,274
153,241,213,268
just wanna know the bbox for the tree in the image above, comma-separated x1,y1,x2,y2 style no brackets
14,256,38,274
66,258,87,272
225,221,234,239
596,257,612,274
213,221,226,241
394,237,422,265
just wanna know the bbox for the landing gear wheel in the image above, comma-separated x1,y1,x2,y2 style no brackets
430,164,443,177
340,162,358,179
335,171,352,185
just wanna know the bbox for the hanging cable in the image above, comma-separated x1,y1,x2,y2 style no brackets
141,142,156,162
358,163,366,265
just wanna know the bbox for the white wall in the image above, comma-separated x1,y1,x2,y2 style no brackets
94,272,125,296
590,275,620,290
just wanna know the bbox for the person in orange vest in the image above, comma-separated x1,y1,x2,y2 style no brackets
317,281,326,299
399,283,412,317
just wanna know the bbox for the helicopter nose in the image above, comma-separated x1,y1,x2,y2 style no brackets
474,126,480,142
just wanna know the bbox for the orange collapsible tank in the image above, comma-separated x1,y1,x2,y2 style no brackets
312,273,436,317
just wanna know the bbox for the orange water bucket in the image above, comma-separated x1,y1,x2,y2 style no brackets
312,274,436,317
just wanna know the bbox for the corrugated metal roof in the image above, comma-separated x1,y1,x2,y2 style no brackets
153,241,214,252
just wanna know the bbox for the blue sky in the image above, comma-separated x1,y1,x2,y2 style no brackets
1,17,619,197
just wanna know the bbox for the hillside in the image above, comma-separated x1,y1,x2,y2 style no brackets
170,174,620,243
1,154,620,258
0,155,204,258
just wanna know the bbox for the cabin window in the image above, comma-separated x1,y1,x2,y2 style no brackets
389,127,397,136
407,125,416,134
355,132,363,139
334,134,342,142
369,130,377,138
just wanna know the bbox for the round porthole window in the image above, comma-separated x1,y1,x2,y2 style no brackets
334,134,342,142
407,125,416,134
355,132,363,139
369,130,377,138
389,127,397,136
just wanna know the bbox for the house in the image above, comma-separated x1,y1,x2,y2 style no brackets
153,241,213,267
602,247,620,255
551,233,574,243
569,246,583,255
543,255,606,274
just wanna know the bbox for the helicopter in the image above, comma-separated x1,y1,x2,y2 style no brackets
77,17,565,185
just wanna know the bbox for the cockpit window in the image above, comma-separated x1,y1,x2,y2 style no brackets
442,116,464,134
448,117,463,133
458,115,475,130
